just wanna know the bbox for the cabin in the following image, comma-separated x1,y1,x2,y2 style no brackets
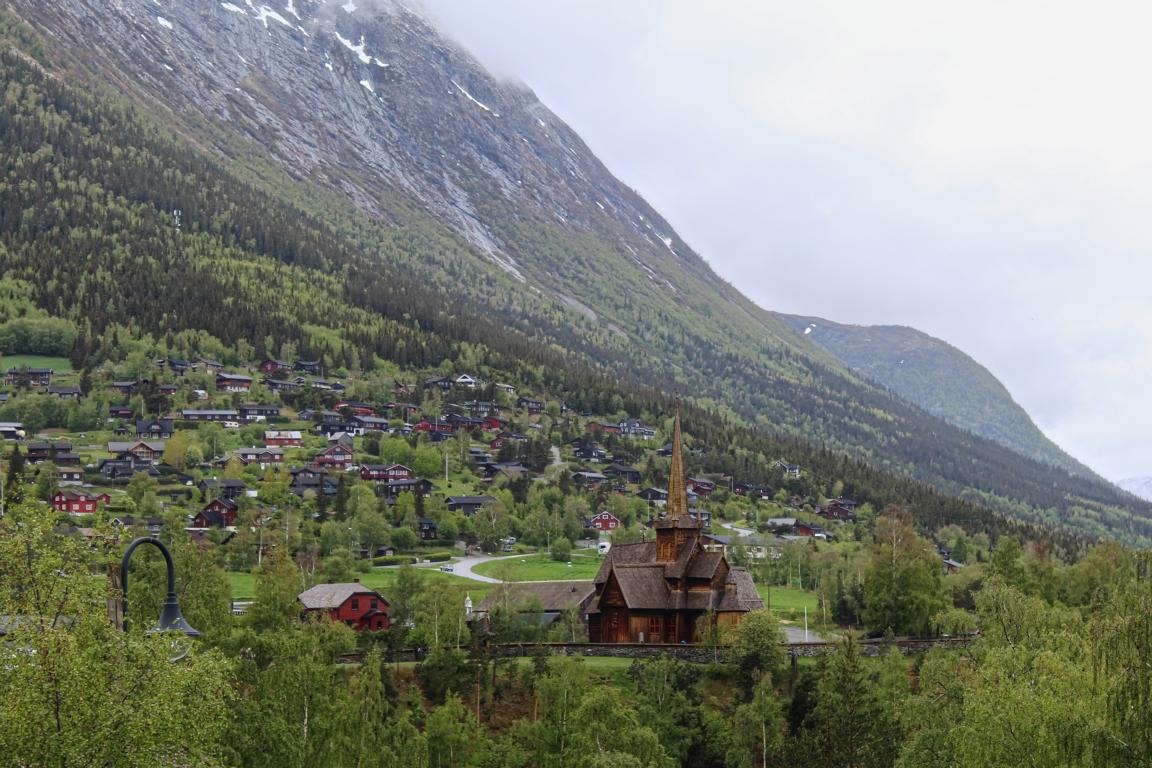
360,464,414,482
313,443,354,471
376,478,435,500
776,460,802,478
235,446,284,466
107,441,165,463
47,386,82,400
517,396,545,414
447,495,496,516
289,468,339,497
298,582,390,632
199,478,247,500
51,491,112,515
418,516,439,540
603,463,642,485
239,403,280,421
56,467,83,485
192,498,238,528
136,419,173,439
295,359,322,375
454,374,479,389
587,410,763,644
181,409,239,423
590,511,622,532
215,373,253,392
98,457,159,481
3,367,53,387
0,421,24,440
109,405,135,420
264,430,302,447
423,376,454,391
26,441,73,463
197,358,225,374
258,359,293,374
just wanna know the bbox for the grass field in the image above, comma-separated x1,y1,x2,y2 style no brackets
472,552,603,581
227,567,493,604
758,585,819,615
0,354,73,372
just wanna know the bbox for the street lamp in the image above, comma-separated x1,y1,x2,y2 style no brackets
120,537,201,638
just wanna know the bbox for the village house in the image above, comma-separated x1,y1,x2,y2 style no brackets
360,464,414,482
603,463,642,485
776,460,802,478
517,396,546,414
215,372,253,392
297,582,390,632
376,477,435,500
233,446,285,467
3,367,53,387
192,498,238,528
0,421,24,440
197,358,225,374
590,511,622,532
136,419,173,439
47,386,82,400
447,495,496,516
199,477,247,501
51,490,112,515
295,359,322,375
312,443,354,471
264,430,302,447
26,441,73,463
587,409,763,644
182,409,240,423
418,516,439,540
423,376,454,391
454,373,479,389
239,403,280,421
258,359,293,374
56,467,83,485
107,440,166,463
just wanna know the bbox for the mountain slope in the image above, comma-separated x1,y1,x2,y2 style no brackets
1118,478,1152,503
777,315,1098,479
2,0,1150,541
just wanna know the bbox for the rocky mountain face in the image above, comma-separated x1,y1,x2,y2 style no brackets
3,0,1150,537
777,315,1099,480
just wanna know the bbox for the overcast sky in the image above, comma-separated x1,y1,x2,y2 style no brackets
420,0,1151,481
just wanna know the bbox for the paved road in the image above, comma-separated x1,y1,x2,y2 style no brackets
783,626,826,643
719,521,755,537
439,553,524,583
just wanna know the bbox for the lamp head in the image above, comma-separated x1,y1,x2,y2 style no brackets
149,592,202,639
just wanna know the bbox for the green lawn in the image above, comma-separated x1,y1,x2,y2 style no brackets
0,354,73,372
472,552,602,582
758,585,819,615
227,567,493,604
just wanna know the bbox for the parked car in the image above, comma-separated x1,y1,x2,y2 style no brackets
439,564,454,572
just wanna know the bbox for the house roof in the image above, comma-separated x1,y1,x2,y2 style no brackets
298,582,386,610
447,495,496,505
107,441,166,453
478,581,595,614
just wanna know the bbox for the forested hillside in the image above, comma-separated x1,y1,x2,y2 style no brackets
0,3,1149,544
778,315,1097,479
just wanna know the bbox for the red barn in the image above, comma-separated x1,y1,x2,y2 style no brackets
297,582,390,632
590,511,621,532
51,491,112,515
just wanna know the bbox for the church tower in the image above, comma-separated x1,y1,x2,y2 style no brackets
655,402,701,562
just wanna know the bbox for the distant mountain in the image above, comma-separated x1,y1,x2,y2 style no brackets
2,0,1150,542
777,315,1099,481
1118,477,1152,502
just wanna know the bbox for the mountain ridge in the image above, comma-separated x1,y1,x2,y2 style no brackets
776,314,1099,481
2,0,1150,542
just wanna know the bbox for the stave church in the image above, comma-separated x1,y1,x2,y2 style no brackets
587,407,764,643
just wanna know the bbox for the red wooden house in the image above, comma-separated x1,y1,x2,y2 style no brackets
586,421,621,435
264,430,302,447
313,443,354,470
298,582,390,632
215,372,253,392
590,511,622,532
413,419,453,435
192,498,239,528
258,359,293,374
51,491,112,515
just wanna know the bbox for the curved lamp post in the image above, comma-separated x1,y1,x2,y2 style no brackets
120,537,201,638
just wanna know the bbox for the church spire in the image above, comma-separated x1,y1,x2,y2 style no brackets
666,400,691,521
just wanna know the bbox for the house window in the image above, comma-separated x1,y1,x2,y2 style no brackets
370,599,378,610
350,599,359,611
